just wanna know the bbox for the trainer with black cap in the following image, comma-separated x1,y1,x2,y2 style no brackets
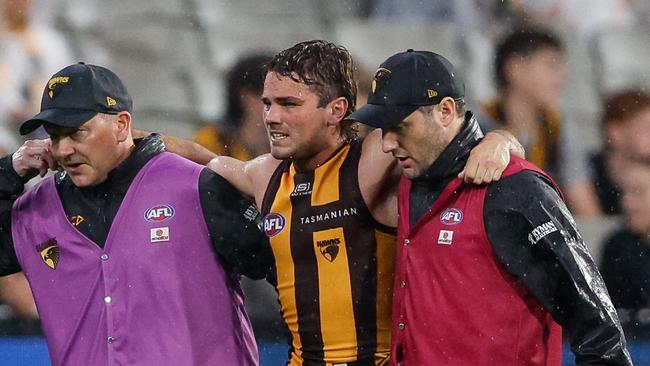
0,63,272,365
348,50,632,365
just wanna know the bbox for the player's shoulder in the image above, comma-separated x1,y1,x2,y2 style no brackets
246,153,282,177
358,129,398,178
246,154,283,205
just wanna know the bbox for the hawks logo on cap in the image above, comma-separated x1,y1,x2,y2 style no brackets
371,67,392,93
37,238,60,270
47,76,69,99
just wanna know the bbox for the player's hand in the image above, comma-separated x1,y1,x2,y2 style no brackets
11,139,57,179
458,131,512,184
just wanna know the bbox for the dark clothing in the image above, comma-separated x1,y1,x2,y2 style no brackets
600,228,650,339
0,135,272,279
399,112,631,365
590,151,622,215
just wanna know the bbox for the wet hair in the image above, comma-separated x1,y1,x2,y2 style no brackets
494,28,564,89
225,53,272,126
602,89,650,127
264,40,358,140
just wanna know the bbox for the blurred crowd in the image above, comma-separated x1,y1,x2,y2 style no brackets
1,0,649,343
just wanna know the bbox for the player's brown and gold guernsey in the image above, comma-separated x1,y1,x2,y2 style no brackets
261,140,396,366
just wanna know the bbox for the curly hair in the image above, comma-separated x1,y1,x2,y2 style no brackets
264,40,359,140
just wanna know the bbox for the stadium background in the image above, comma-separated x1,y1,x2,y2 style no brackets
1,0,650,364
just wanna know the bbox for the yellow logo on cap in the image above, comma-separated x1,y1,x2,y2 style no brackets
106,96,117,107
427,89,438,98
47,76,70,99
372,68,392,93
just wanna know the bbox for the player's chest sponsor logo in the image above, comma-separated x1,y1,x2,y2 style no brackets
263,213,286,237
290,182,312,197
36,238,60,270
440,208,463,225
150,227,170,243
528,220,558,245
317,237,341,262
299,207,358,225
144,204,175,222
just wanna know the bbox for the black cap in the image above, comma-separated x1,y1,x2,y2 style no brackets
20,62,133,135
348,49,464,129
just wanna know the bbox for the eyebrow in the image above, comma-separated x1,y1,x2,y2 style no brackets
261,96,305,104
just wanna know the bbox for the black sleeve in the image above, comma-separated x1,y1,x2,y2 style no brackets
484,170,632,366
198,168,273,280
0,155,23,276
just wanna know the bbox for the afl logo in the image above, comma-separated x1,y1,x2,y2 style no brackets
440,208,463,225
263,213,286,237
145,205,175,222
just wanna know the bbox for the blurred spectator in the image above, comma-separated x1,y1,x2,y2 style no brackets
0,0,73,138
353,63,373,139
0,0,68,335
600,157,650,339
510,0,635,38
195,53,271,160
368,0,508,32
482,27,600,216
590,90,650,216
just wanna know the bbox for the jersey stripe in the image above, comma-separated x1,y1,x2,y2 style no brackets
262,141,396,365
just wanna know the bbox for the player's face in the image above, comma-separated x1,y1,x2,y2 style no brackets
262,72,337,166
620,162,650,234
46,113,125,187
381,108,447,179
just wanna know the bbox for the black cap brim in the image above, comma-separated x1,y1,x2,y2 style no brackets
347,103,419,129
20,109,98,135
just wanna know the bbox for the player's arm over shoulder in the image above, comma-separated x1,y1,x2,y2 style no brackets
358,129,400,228
207,154,281,207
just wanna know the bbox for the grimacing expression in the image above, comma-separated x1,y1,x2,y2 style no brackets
45,113,125,188
381,108,447,179
261,72,335,163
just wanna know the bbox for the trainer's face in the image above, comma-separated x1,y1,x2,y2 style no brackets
262,72,334,163
45,113,127,188
381,108,447,179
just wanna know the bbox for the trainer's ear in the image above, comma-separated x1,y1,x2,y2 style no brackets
115,111,132,143
328,97,349,124
439,97,456,127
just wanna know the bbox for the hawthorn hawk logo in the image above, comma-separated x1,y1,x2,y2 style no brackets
37,238,60,270
317,237,341,262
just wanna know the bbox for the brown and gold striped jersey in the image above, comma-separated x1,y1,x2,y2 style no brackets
261,140,396,366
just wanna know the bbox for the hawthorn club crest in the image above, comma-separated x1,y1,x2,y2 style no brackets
317,238,341,262
371,67,392,94
37,238,60,270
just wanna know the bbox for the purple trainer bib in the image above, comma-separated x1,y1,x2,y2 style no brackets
12,152,258,366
